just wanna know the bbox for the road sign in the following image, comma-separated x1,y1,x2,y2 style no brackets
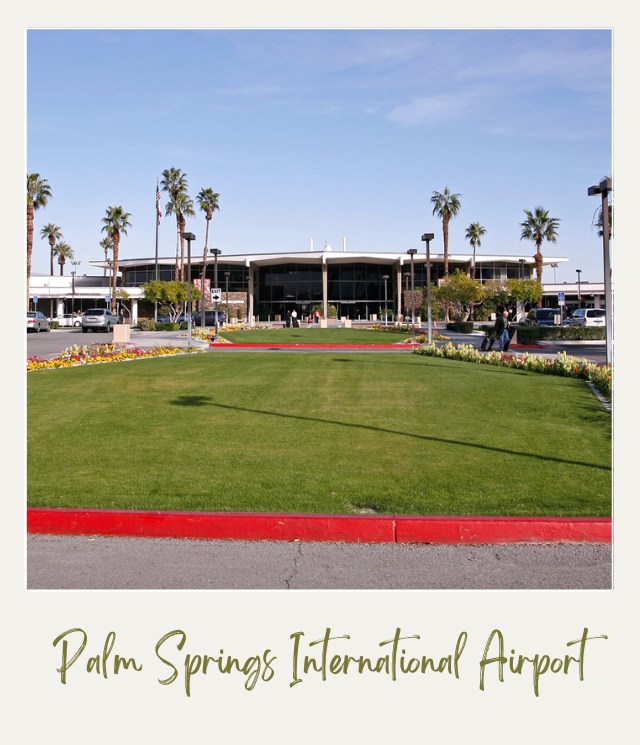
558,291,565,306
211,288,222,302
33,296,38,304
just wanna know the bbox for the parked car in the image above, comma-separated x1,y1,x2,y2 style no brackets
27,311,51,333
192,310,227,326
52,313,82,328
81,308,120,332
523,308,562,327
568,308,606,327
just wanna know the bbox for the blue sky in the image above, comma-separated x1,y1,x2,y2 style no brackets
27,29,612,283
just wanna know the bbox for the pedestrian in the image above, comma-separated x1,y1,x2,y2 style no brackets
314,309,320,324
291,308,298,328
494,310,510,351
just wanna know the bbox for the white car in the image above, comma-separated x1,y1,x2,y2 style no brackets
569,308,606,327
53,313,82,328
27,311,51,332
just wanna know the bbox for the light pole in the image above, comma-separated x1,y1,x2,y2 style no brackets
210,248,222,338
71,260,80,314
576,269,582,307
225,271,230,325
588,177,613,365
421,233,434,344
382,274,389,327
106,258,113,307
407,249,417,342
550,262,558,284
519,258,526,280
181,232,196,348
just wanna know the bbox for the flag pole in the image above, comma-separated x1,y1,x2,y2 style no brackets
154,180,161,321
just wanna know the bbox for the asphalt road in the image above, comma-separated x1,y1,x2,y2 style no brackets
27,534,612,590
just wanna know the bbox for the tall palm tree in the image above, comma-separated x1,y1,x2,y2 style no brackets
101,206,131,313
520,207,560,291
40,223,63,275
99,236,114,276
54,242,74,276
464,222,486,280
196,187,220,316
431,186,462,320
161,168,192,281
27,173,52,308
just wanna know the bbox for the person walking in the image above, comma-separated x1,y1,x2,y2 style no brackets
291,308,298,328
494,310,510,351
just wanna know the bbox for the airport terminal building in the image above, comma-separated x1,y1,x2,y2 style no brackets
29,245,605,324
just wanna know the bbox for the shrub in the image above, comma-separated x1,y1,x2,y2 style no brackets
446,321,474,333
515,326,606,344
136,318,157,331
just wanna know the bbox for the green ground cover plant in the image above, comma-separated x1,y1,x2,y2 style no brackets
27,353,611,516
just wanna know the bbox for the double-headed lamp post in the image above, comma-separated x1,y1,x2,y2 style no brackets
181,232,196,347
588,177,613,366
407,248,417,342
71,260,81,314
382,274,389,327
210,248,222,338
421,233,434,344
576,269,582,306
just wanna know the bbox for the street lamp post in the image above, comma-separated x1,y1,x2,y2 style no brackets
210,248,222,338
181,232,196,348
588,178,613,365
519,258,526,280
407,249,417,342
550,262,558,284
71,260,80,314
421,233,434,344
106,259,113,307
382,274,389,327
576,269,582,307
225,271,230,325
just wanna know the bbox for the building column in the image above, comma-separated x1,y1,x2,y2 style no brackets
247,263,255,326
322,261,328,319
396,265,403,320
131,298,138,324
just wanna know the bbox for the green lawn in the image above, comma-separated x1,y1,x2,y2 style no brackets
27,352,611,516
219,327,411,344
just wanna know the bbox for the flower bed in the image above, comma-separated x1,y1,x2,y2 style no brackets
27,343,203,372
414,342,612,401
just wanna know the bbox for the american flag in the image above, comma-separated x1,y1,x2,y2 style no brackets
156,184,162,225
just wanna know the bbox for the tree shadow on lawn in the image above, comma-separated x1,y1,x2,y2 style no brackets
169,395,610,472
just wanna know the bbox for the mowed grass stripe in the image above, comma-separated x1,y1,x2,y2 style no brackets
27,352,611,516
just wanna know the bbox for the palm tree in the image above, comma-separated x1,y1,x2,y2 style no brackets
40,223,63,275
27,174,52,308
161,168,193,281
196,187,220,316
54,242,74,276
431,186,462,320
520,207,560,291
99,236,114,276
464,222,486,280
101,206,132,313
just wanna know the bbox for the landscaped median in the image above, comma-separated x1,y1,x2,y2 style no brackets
27,339,611,545
27,342,203,371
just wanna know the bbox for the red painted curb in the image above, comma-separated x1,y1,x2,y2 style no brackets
395,515,611,544
27,508,611,544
